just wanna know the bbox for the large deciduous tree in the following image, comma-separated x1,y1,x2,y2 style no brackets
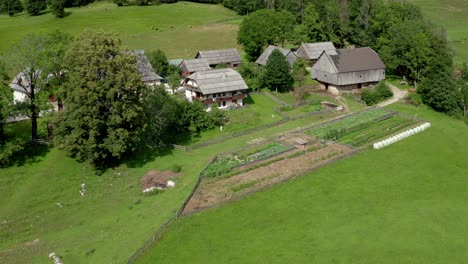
238,9,296,60
261,49,293,93
48,0,66,18
147,49,169,77
0,0,24,16
53,29,148,166
24,0,46,15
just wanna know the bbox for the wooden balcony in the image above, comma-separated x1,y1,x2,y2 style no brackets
192,93,246,105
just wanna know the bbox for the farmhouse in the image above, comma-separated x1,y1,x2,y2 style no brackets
134,50,163,86
183,68,248,111
195,48,242,68
295,42,337,63
311,47,386,95
9,71,37,103
179,59,211,77
255,45,297,67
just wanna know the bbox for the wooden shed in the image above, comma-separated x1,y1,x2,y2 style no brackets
195,48,242,68
134,50,163,86
295,42,337,63
255,45,297,68
311,47,386,95
180,58,211,77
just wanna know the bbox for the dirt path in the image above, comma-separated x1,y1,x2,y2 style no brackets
378,83,408,107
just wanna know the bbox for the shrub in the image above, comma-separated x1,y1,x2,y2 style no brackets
361,82,393,105
324,128,346,141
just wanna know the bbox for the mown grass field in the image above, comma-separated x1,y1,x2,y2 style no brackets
182,94,281,144
0,95,343,263
138,102,468,264
0,1,240,58
412,0,468,64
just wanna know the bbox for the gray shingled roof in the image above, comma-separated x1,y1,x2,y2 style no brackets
9,70,42,94
329,47,385,73
255,45,291,66
180,59,211,73
195,48,242,65
134,50,163,82
186,68,248,95
298,42,337,60
168,59,184,66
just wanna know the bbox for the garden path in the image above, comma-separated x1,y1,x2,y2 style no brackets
379,83,408,107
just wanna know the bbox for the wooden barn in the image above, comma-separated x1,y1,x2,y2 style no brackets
195,48,242,68
295,42,337,64
311,47,386,95
179,58,211,77
183,68,248,111
255,45,297,67
134,50,163,86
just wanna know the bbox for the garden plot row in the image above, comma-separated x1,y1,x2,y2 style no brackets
305,108,419,147
202,142,293,178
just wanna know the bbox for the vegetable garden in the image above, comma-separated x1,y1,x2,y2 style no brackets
202,142,292,178
305,108,419,147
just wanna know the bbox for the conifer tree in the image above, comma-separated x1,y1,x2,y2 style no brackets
261,49,293,93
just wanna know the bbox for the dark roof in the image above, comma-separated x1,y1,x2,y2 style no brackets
329,47,385,72
181,59,211,73
255,45,291,66
196,48,242,65
186,68,248,94
134,50,163,82
297,42,337,60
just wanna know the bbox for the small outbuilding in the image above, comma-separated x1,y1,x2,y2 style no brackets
195,48,242,68
311,47,386,95
255,45,297,67
295,42,337,63
179,58,211,77
183,68,248,111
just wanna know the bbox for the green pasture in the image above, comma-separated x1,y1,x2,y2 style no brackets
180,93,281,145
138,102,468,264
0,97,343,263
412,0,468,64
0,1,241,58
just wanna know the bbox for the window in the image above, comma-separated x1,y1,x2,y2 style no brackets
222,101,226,107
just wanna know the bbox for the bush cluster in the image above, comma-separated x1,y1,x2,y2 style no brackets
361,82,393,106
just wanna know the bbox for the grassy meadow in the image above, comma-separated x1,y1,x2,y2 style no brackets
138,102,468,264
411,0,468,64
0,1,241,58
0,93,343,263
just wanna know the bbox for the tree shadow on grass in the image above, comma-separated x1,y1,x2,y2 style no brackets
244,95,256,105
125,146,174,169
8,142,52,167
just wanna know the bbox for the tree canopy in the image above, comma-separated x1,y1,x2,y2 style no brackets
53,29,148,166
261,49,293,92
0,0,24,16
237,9,296,61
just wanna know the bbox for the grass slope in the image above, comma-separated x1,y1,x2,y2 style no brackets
138,103,468,264
411,0,468,64
0,95,341,263
0,1,240,58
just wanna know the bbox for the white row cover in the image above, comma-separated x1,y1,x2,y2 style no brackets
373,123,430,149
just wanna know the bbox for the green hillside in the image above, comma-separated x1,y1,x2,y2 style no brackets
0,1,240,58
412,0,468,64
138,103,468,264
